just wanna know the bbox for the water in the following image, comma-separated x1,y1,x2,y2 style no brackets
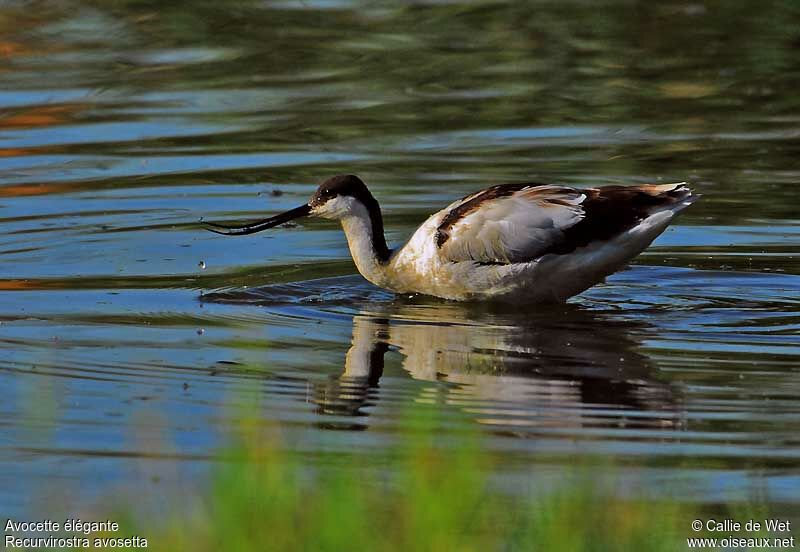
1,1,799,516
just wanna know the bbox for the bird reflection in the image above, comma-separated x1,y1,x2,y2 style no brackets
201,282,682,432
313,301,683,432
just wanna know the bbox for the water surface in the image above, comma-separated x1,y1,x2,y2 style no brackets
1,0,799,516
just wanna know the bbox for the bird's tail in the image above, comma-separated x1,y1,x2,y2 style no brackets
639,182,699,215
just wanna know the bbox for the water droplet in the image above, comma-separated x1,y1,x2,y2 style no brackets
198,261,206,269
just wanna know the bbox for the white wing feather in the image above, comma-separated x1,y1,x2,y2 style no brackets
439,186,586,263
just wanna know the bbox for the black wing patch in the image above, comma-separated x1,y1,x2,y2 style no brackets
544,185,688,256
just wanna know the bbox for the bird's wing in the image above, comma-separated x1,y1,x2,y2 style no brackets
435,182,694,264
435,184,587,264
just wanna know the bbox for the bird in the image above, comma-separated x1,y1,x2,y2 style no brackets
205,175,698,303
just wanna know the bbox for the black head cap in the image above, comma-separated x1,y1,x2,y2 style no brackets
309,174,390,261
310,175,373,207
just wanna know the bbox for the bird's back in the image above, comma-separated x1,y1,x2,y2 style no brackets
387,182,697,302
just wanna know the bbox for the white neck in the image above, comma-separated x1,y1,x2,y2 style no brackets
339,205,388,286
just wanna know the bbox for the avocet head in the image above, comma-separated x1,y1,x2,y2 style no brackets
309,174,374,219
205,174,377,235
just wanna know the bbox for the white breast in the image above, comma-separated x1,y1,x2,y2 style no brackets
385,212,451,294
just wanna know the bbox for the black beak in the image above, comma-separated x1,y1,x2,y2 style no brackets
204,204,312,235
